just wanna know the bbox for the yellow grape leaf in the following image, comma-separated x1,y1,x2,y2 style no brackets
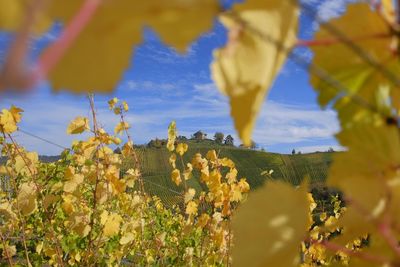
226,168,238,184
145,0,219,52
211,0,299,146
221,157,235,168
100,210,123,237
206,150,218,162
230,184,242,202
2,245,16,258
14,151,38,175
17,182,37,216
105,165,126,194
185,200,198,216
108,97,119,110
43,194,60,209
381,0,396,25
46,0,219,93
121,141,133,157
171,168,181,186
232,181,309,267
197,213,210,228
169,153,177,168
113,107,121,115
238,178,250,193
62,194,76,214
122,101,129,111
95,182,110,204
114,121,130,135
184,188,196,203
69,212,91,237
207,169,222,193
64,173,84,193
0,107,23,134
311,3,400,124
67,116,89,134
36,242,43,254
328,123,400,244
0,0,51,33
0,201,17,220
176,143,188,156
167,121,177,152
183,163,193,180
120,232,135,245
9,105,23,123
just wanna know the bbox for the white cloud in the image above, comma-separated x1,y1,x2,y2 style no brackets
124,80,177,92
251,101,339,146
296,144,345,153
135,42,198,64
2,81,340,155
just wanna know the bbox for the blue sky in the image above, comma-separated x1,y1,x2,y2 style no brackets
0,0,351,155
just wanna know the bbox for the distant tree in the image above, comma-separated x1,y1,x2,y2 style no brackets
113,147,121,154
292,149,296,155
327,147,335,152
261,148,266,152
297,151,302,155
147,138,166,148
224,135,234,146
214,132,224,144
192,131,206,141
239,140,257,149
250,140,257,150
177,135,187,141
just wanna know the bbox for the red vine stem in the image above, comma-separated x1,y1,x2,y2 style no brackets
34,0,100,81
296,32,390,47
378,215,400,258
310,239,389,265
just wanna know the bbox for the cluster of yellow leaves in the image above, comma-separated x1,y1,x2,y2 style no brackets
109,97,129,115
166,122,253,263
0,105,23,134
167,122,250,217
0,102,255,265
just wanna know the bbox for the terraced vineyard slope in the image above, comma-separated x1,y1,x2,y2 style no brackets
122,141,334,207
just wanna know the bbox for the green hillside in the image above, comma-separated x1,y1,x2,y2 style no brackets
123,141,334,207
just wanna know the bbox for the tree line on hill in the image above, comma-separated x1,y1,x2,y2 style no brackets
146,131,236,149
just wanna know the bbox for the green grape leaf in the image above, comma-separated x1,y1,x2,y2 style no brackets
232,181,309,267
211,0,299,146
